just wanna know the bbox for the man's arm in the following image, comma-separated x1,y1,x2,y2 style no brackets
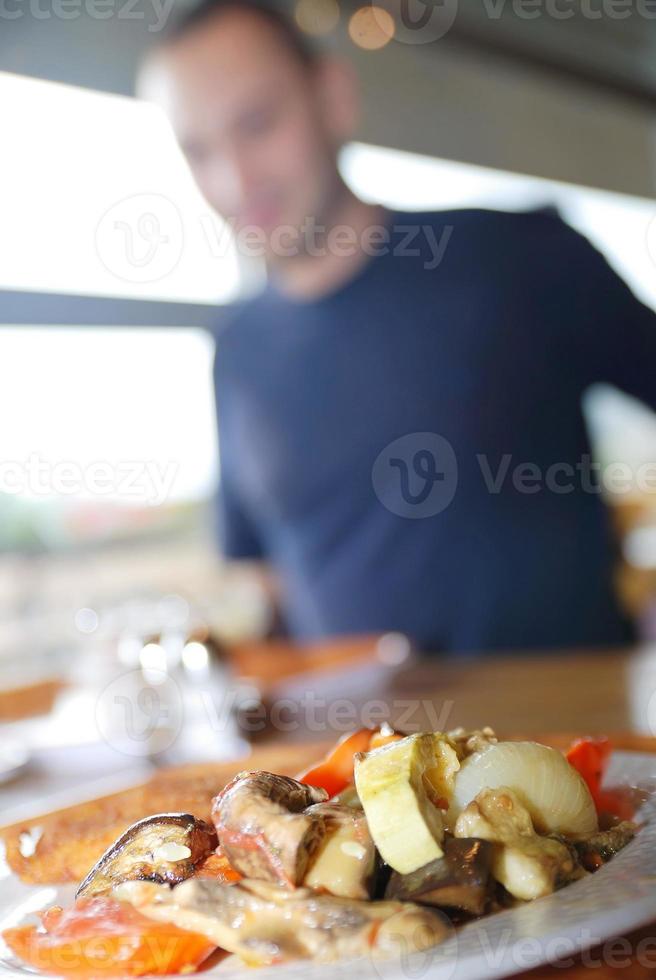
217,461,265,562
564,223,656,410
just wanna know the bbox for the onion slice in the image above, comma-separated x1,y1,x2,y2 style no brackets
448,741,598,836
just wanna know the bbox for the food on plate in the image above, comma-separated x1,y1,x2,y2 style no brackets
1,742,321,884
570,821,636,871
211,772,328,885
454,787,585,900
111,877,448,966
565,736,611,802
354,732,460,873
565,736,637,821
2,897,216,977
449,740,598,835
76,814,217,899
193,847,243,883
385,837,493,914
298,727,373,797
297,725,403,798
2,728,640,974
302,802,377,899
0,774,224,885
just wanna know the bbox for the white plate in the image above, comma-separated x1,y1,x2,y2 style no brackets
2,750,656,980
0,743,30,786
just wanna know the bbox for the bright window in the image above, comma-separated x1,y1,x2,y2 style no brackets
0,71,241,303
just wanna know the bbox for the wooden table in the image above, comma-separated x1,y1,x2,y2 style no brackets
383,645,656,737
6,643,656,978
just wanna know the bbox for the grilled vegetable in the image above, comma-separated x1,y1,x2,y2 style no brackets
211,772,328,887
354,733,460,874
449,741,598,836
194,846,242,883
386,837,493,915
2,897,216,977
303,803,377,900
564,737,634,820
298,729,374,798
454,788,583,901
76,814,217,900
297,727,404,799
116,876,449,966
570,821,637,871
565,736,611,805
448,728,498,759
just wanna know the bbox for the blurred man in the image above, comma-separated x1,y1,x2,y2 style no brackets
141,1,656,653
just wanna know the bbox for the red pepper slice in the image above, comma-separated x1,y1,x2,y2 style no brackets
298,727,405,797
565,736,635,820
565,736,612,805
3,897,216,978
298,728,373,797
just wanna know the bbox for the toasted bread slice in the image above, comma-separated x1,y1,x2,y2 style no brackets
2,743,325,885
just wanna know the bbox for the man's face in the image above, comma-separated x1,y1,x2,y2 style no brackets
145,12,353,249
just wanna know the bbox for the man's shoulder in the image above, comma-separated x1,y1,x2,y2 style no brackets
394,205,577,240
401,205,593,272
212,290,268,343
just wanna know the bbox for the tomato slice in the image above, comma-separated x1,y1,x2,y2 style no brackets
3,897,216,978
566,736,612,804
565,736,634,819
298,727,404,797
194,847,242,884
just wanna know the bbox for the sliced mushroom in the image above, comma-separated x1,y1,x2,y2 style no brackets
211,771,328,887
454,788,583,901
303,803,377,900
569,821,637,871
76,813,217,899
385,837,493,915
116,876,449,966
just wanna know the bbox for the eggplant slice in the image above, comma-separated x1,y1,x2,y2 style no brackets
212,771,328,886
386,837,493,915
76,812,217,899
569,821,637,871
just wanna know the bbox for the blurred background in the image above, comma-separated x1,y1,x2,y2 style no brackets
1,7,656,791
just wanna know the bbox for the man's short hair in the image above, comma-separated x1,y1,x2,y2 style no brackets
163,0,317,66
